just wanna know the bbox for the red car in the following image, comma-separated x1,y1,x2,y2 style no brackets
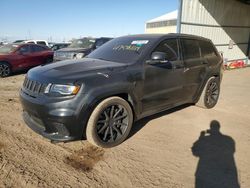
0,43,53,77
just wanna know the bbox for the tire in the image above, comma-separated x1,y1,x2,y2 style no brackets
45,57,53,64
0,62,11,77
86,96,133,148
196,77,220,109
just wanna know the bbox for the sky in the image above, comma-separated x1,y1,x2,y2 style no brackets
0,0,178,42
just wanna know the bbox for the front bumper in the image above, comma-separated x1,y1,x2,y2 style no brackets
20,88,92,142
22,111,75,142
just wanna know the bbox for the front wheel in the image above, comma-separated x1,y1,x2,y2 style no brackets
196,77,220,109
0,62,11,77
86,97,133,148
45,57,53,64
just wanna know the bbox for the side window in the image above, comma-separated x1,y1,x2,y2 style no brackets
27,41,35,44
31,45,46,52
37,41,47,46
153,39,179,61
182,39,200,59
199,40,217,57
19,45,30,53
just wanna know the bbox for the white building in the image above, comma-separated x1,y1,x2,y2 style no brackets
145,0,250,62
145,10,178,34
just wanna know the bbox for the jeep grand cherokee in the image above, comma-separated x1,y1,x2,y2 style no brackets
20,34,223,148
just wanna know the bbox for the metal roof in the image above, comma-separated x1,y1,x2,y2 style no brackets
146,10,178,23
120,33,211,42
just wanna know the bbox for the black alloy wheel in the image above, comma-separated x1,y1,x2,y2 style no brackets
96,104,129,143
204,78,219,108
0,62,11,77
86,96,133,148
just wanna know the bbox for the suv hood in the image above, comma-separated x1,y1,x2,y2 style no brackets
28,58,127,82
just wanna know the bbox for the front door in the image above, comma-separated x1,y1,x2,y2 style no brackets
142,38,185,113
12,44,33,70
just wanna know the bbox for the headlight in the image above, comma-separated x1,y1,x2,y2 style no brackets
44,84,80,95
75,53,85,59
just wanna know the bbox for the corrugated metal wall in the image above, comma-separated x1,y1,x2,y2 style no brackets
180,0,250,60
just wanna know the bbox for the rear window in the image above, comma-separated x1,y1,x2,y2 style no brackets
199,40,218,57
182,39,200,59
37,41,47,46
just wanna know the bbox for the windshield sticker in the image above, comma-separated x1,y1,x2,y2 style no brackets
131,40,149,45
113,45,141,52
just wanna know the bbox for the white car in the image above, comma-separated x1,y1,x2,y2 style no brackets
23,40,49,47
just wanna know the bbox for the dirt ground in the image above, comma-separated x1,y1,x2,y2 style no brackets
0,68,250,188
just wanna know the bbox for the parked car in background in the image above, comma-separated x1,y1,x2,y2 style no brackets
53,37,112,61
24,40,49,47
0,43,53,77
13,40,26,43
50,43,71,51
20,34,223,148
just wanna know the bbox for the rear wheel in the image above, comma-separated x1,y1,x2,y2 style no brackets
45,57,53,64
196,77,220,109
86,97,133,148
0,62,11,77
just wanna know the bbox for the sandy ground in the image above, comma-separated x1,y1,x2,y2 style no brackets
0,68,250,188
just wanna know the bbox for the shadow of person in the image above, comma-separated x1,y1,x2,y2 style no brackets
192,120,240,188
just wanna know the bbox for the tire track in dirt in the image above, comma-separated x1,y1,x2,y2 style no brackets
64,143,105,172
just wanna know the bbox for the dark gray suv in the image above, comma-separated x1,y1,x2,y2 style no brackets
20,34,223,148
53,37,112,61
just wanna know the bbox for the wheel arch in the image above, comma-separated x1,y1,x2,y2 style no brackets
80,90,140,140
0,60,12,68
0,61,12,76
92,92,139,120
194,74,219,103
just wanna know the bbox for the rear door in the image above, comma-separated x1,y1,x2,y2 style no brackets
181,38,207,101
142,38,185,112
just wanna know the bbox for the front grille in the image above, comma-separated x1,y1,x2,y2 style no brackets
55,51,73,59
23,77,46,94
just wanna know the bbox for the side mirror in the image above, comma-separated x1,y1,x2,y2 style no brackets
18,50,29,55
152,52,166,61
147,52,168,65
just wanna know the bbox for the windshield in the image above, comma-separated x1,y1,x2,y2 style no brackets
88,37,151,64
0,44,19,54
68,38,95,48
